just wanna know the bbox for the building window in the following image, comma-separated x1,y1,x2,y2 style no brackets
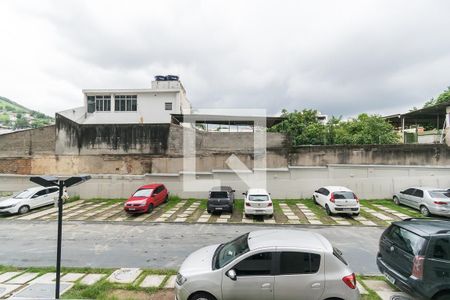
165,102,172,110
87,95,111,112
115,95,137,111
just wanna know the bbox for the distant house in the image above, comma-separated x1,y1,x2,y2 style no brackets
58,75,192,125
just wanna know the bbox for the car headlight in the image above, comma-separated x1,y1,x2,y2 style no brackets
138,202,147,206
176,273,187,286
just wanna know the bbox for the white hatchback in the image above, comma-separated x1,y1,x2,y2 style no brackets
175,230,360,300
313,186,360,216
0,186,64,215
243,188,273,218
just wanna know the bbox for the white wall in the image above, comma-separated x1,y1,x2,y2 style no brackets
2,165,450,200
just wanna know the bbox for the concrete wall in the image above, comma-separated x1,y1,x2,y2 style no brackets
0,126,55,157
2,165,449,200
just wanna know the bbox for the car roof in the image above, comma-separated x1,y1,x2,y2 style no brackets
394,219,450,236
210,186,233,191
24,186,48,193
323,186,352,192
248,230,332,252
138,184,162,189
247,188,269,195
407,187,447,191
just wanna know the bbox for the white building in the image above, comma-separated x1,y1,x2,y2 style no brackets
58,75,192,124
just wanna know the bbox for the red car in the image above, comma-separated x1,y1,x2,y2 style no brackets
124,184,169,214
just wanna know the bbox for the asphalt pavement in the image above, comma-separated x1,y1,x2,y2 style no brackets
0,220,385,274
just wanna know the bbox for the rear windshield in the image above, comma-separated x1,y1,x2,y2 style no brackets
133,189,153,197
333,191,355,199
249,195,269,201
386,225,427,256
333,247,348,265
429,190,450,199
210,191,228,198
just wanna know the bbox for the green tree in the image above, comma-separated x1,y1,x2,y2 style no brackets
0,113,10,125
269,109,327,145
14,117,30,129
423,87,450,108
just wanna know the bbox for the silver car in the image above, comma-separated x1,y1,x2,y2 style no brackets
393,187,450,217
175,230,360,300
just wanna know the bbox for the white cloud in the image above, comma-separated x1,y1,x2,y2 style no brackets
0,0,449,117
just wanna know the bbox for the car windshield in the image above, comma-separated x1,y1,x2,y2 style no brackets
214,233,249,269
210,191,228,198
13,190,35,199
249,195,269,201
333,191,355,199
133,189,153,197
429,190,450,199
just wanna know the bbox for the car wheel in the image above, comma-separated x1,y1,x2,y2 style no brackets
245,214,251,219
18,205,30,215
393,196,400,205
353,213,360,217
164,195,169,204
147,204,154,214
313,196,318,204
189,292,216,300
268,214,273,218
420,205,431,217
229,207,233,214
325,204,333,216
207,209,212,214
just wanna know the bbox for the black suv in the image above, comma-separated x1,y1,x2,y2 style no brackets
207,186,235,213
377,218,450,300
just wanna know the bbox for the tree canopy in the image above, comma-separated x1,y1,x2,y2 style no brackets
270,109,399,146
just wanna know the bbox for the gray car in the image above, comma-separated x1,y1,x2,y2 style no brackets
393,187,450,217
175,229,360,300
207,186,235,213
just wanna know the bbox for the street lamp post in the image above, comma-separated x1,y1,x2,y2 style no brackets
30,175,91,299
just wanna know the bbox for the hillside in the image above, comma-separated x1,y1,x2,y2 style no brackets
0,96,54,131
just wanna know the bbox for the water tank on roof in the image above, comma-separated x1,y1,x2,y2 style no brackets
166,75,179,81
155,75,166,81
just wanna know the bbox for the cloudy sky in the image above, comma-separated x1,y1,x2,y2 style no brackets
0,0,449,117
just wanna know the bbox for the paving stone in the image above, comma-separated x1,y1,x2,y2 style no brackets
361,220,377,226
7,272,39,284
80,274,105,285
61,273,85,282
155,218,166,222
242,218,253,223
219,214,231,219
377,291,413,300
0,272,21,283
357,282,368,295
287,215,299,220
264,219,276,224
29,273,56,284
288,220,301,224
178,214,189,218
216,218,228,223
283,212,295,216
140,275,166,288
160,214,172,218
107,268,142,284
9,282,72,299
362,280,395,292
174,218,187,222
372,213,394,221
335,220,351,225
303,212,316,217
0,283,21,298
197,218,210,223
164,275,176,288
308,220,323,225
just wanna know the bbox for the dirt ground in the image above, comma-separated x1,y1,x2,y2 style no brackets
110,289,175,300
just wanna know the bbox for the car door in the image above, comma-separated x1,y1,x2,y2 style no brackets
29,189,48,208
410,189,424,209
46,188,59,206
425,236,450,291
317,188,329,207
222,251,275,300
274,250,324,300
399,188,415,207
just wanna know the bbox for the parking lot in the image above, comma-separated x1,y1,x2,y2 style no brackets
1,197,424,226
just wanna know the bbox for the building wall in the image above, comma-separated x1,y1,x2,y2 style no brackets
2,165,449,199
82,91,180,124
0,125,55,157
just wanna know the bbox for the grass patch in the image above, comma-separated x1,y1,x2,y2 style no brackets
84,198,126,205
160,195,182,212
300,198,334,224
362,199,422,218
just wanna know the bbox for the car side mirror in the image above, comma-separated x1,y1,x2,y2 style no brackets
232,190,236,193
226,269,237,281
242,192,247,196
400,191,405,194
314,190,319,193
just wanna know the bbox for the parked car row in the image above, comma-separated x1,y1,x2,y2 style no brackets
394,187,450,217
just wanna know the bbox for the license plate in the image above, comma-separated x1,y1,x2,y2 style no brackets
215,207,223,210
128,208,135,211
256,210,264,212
384,273,396,284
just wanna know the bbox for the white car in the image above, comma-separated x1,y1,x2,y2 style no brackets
175,229,360,300
0,186,65,215
243,188,273,218
313,186,360,216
